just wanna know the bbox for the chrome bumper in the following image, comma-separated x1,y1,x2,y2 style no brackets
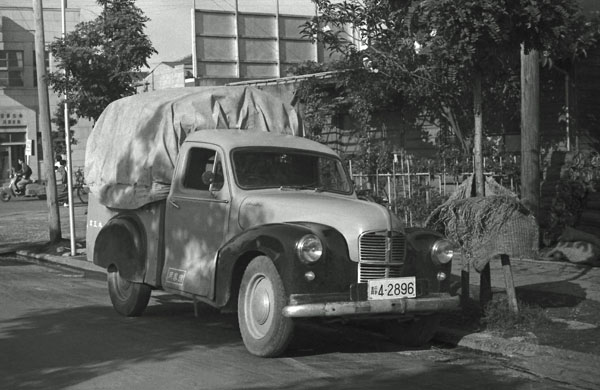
282,293,460,318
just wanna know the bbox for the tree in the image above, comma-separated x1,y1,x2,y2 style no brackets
299,0,600,192
51,100,78,155
47,0,156,122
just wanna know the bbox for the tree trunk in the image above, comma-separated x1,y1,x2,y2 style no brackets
520,46,540,219
473,70,484,197
33,0,62,242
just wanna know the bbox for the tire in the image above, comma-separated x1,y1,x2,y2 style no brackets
384,314,441,346
238,256,293,357
107,269,151,317
0,189,11,202
77,186,89,204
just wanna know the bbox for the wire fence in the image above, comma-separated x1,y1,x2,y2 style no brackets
352,171,519,226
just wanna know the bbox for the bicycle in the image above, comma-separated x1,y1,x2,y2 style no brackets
73,167,89,204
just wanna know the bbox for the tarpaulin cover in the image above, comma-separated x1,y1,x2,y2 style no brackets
85,86,301,209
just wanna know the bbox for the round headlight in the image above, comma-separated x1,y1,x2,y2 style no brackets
431,239,456,265
296,234,323,264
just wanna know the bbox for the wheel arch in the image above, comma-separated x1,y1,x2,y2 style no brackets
214,223,318,308
214,221,352,309
94,215,147,282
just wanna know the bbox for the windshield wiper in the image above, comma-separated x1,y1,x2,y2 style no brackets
279,185,324,192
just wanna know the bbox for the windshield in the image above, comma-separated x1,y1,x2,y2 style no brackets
232,148,353,194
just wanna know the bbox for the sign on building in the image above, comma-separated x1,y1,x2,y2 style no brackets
25,138,33,156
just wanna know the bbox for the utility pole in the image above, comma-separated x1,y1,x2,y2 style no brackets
473,69,492,308
473,70,484,197
520,46,540,220
33,0,62,242
61,0,76,255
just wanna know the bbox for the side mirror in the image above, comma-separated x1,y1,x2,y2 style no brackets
201,171,214,185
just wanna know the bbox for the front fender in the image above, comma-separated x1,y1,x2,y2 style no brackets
94,216,146,282
214,222,356,307
403,227,452,293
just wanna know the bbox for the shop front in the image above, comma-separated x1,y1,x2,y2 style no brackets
0,109,40,185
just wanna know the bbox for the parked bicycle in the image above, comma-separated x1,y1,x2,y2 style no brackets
73,167,89,204
52,167,89,204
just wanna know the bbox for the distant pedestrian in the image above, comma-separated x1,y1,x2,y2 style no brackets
55,155,68,185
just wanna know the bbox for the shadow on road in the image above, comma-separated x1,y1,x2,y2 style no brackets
517,281,587,308
0,299,239,390
0,294,554,390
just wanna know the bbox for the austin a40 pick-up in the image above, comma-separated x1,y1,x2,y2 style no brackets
85,87,460,357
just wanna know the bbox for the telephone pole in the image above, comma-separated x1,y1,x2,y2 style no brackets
521,46,540,220
61,0,76,255
33,0,62,242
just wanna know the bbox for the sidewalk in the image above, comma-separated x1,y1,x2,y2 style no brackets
435,257,600,389
1,208,599,388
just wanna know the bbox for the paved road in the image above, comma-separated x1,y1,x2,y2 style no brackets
0,256,577,390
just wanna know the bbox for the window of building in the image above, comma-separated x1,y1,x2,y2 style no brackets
0,132,26,143
0,51,24,87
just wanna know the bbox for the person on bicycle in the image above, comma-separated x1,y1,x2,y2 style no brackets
16,158,32,192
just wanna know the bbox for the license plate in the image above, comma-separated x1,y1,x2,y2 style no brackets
367,277,416,300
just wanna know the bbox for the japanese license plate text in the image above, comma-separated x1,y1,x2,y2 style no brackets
367,277,416,300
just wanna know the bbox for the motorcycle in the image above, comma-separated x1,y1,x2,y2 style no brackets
0,172,46,202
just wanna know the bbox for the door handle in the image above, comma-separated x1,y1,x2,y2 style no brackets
169,199,180,209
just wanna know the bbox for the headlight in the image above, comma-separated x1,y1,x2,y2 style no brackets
431,239,456,266
296,234,323,264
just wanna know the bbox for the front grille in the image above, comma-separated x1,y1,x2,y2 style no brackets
358,230,406,282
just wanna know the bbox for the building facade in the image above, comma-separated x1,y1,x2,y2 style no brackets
0,5,84,184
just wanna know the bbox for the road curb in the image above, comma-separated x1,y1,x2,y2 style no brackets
16,250,106,277
435,326,600,389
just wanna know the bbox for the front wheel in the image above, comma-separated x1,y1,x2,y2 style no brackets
238,256,293,357
0,189,11,202
107,269,151,316
384,315,441,346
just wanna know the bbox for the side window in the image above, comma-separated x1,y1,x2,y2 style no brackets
182,147,218,191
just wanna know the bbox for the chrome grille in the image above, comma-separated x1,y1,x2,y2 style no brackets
358,230,406,282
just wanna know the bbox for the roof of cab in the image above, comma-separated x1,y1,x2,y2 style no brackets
185,129,338,156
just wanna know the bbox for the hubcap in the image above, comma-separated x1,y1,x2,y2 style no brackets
114,273,132,300
251,279,271,325
245,273,275,339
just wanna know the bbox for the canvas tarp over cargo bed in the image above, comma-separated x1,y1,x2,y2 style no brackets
85,86,301,209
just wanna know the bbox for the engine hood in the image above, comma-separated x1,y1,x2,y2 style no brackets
238,191,403,261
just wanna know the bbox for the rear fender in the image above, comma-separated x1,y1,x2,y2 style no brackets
94,216,146,282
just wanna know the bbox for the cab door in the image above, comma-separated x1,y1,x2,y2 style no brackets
163,143,230,299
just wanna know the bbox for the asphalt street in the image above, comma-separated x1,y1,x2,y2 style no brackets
0,255,578,390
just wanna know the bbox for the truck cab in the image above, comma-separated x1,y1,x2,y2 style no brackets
88,129,460,357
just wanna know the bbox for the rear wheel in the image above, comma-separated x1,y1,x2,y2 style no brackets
384,315,441,346
77,186,89,204
238,256,293,357
107,269,151,316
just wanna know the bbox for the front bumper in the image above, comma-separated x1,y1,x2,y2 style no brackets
282,293,460,318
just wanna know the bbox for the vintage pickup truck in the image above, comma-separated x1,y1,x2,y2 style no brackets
86,87,460,357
